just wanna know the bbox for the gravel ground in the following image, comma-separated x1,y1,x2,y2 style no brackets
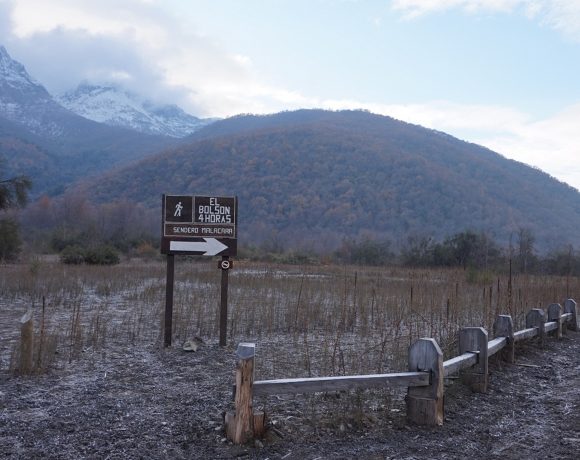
1,330,578,459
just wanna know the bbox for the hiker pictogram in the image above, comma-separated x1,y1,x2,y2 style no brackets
174,201,183,217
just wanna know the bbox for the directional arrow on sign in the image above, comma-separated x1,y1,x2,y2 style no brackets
169,238,228,256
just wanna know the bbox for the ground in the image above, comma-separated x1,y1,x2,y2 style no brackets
1,330,578,459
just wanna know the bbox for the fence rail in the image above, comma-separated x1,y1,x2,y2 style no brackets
487,337,507,356
224,299,578,444
252,371,430,396
513,327,536,341
442,352,477,377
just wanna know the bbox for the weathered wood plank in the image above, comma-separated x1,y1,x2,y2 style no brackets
526,309,546,348
561,312,571,335
225,343,266,444
251,371,430,396
564,299,578,331
544,321,558,333
548,303,562,339
493,315,514,363
513,327,537,342
443,352,477,377
459,327,488,392
487,337,506,356
19,309,34,375
407,338,444,426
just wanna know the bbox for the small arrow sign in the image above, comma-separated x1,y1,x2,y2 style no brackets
169,238,228,256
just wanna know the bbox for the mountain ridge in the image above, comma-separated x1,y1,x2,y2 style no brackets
74,109,580,252
2,45,578,252
0,46,178,194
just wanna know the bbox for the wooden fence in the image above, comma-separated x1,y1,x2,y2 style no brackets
224,299,578,444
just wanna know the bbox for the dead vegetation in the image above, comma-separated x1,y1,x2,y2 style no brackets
0,259,578,458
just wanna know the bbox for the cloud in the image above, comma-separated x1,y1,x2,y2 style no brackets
0,0,260,115
392,0,525,17
391,0,580,40
0,0,361,118
482,103,580,190
1,1,579,191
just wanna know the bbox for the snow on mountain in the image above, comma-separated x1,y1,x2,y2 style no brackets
59,84,212,138
0,46,212,139
0,45,70,137
0,46,41,89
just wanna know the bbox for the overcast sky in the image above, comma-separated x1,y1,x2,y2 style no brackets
1,0,579,190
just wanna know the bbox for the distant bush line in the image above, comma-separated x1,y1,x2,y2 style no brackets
60,244,120,265
20,227,580,276
239,229,579,277
5,203,579,276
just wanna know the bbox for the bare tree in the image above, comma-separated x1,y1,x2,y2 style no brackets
517,227,535,274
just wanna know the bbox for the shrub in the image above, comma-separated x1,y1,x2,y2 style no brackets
60,245,86,265
134,241,158,259
0,218,21,262
60,244,120,265
50,232,85,252
84,245,120,265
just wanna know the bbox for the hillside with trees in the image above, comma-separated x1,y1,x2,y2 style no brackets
70,110,580,254
0,114,178,196
0,45,180,196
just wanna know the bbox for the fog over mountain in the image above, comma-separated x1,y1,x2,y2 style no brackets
59,83,213,138
0,45,180,193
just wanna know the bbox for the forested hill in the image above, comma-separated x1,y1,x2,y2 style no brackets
78,109,580,251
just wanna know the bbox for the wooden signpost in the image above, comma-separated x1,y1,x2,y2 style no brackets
161,194,238,347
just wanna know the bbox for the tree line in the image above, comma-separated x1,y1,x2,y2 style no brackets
243,229,579,277
332,229,578,276
0,171,578,276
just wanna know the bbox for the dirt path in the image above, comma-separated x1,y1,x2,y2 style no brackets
1,331,578,459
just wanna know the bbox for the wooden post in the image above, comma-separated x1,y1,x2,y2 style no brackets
19,309,34,375
164,254,175,347
219,256,229,347
459,327,488,392
564,299,578,331
407,338,444,426
493,315,515,364
526,308,545,348
548,303,562,339
225,343,266,444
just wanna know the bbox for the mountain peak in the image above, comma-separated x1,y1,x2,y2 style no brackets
0,45,70,138
59,83,212,138
0,45,42,89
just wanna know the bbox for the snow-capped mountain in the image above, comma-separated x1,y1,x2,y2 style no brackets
0,45,72,137
0,45,178,194
59,84,212,138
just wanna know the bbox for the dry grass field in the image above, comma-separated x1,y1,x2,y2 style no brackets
1,258,576,376
1,258,578,459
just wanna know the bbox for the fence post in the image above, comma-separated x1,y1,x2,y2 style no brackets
459,327,488,392
224,343,266,444
493,315,515,364
526,309,546,348
407,338,444,426
564,299,578,331
19,309,34,375
548,303,562,339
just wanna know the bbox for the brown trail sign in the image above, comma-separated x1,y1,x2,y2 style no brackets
161,194,238,347
161,195,237,257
